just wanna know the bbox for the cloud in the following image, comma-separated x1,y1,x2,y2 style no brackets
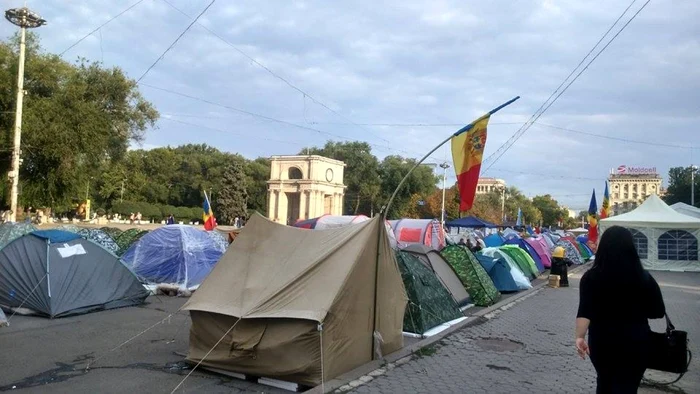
4,0,698,208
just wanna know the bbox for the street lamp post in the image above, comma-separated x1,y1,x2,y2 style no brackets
439,162,450,227
5,7,46,222
692,164,697,206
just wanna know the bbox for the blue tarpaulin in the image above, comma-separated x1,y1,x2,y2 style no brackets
445,216,498,228
31,230,81,244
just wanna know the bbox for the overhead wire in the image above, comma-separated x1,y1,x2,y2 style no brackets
137,0,216,83
59,0,148,56
482,0,652,172
158,0,390,145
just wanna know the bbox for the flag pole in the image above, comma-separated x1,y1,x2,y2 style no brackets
380,96,520,220
370,96,519,360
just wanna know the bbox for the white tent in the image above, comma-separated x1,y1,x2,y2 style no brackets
670,202,700,219
600,194,700,271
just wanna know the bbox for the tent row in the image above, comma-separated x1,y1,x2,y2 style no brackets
0,223,229,318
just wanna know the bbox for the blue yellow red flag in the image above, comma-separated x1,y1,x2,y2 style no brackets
600,182,611,219
451,116,490,212
587,189,598,243
202,191,216,231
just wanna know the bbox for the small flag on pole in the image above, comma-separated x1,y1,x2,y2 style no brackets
587,189,598,243
516,207,523,226
600,181,611,219
451,116,490,212
203,191,216,231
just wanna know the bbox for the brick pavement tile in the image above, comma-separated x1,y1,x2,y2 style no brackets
346,270,700,394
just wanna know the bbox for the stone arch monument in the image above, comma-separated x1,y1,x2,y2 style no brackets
267,155,346,225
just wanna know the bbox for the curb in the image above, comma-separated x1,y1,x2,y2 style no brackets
308,262,591,393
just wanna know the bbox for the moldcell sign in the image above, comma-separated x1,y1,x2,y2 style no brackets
617,165,657,175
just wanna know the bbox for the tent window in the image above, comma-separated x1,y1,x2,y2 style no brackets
288,167,303,180
658,230,698,261
628,229,648,259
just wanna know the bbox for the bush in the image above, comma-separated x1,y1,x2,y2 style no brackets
96,208,106,217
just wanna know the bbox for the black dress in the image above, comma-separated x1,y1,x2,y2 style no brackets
577,269,665,393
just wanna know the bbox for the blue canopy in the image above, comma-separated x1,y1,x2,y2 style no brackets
475,253,519,293
446,216,497,228
31,230,81,244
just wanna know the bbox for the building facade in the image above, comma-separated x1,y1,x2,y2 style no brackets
476,178,506,194
267,155,346,225
608,165,664,215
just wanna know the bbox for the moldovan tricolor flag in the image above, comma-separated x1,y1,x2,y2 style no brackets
587,189,598,244
600,181,611,219
202,191,216,231
451,116,490,212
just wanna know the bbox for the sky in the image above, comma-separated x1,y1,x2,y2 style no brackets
2,0,698,211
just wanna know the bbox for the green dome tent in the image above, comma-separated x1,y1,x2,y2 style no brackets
498,245,539,280
396,251,463,335
440,245,500,307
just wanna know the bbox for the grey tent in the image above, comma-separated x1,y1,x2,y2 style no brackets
401,243,470,306
0,230,149,318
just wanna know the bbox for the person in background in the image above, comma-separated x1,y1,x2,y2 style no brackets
550,246,573,287
167,214,175,225
458,237,468,247
575,226,666,393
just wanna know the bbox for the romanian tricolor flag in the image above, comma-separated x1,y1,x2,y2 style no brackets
600,181,611,219
451,116,490,212
587,189,598,244
202,191,216,231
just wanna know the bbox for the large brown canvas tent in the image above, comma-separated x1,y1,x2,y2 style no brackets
182,213,407,386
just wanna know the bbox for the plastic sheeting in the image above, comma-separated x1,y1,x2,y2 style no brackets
0,222,36,250
122,225,224,289
206,230,229,252
0,308,7,326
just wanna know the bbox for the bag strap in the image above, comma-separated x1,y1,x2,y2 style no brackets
665,314,676,333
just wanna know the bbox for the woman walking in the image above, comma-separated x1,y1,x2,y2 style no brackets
575,226,666,393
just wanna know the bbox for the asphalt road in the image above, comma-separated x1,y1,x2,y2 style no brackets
0,296,285,393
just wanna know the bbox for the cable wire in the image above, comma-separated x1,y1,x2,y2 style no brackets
137,0,216,83
534,122,695,150
159,0,390,145
59,0,148,56
483,0,652,172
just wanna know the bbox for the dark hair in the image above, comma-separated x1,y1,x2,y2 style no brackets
592,225,645,284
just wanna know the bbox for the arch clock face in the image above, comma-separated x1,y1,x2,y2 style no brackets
326,168,334,182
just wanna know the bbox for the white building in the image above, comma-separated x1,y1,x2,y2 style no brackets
476,178,506,194
608,165,664,215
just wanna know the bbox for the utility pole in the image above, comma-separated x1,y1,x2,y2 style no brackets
501,187,506,224
4,7,46,222
692,164,697,206
439,162,450,228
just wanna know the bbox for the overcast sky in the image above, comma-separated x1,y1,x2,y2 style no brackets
3,0,698,211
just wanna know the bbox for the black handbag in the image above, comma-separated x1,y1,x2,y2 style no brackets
647,314,690,374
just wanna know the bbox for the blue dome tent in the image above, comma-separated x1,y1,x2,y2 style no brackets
121,225,225,290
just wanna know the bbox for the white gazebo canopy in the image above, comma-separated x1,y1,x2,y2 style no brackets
670,202,700,219
601,194,700,229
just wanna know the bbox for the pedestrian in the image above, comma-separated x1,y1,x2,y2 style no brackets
575,225,666,393
550,246,573,287
167,214,175,225
129,212,135,224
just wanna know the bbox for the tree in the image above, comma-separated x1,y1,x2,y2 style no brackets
532,194,568,227
216,162,248,225
377,156,438,219
244,157,270,214
0,33,158,207
664,166,699,207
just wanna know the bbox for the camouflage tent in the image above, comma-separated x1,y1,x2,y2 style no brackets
440,245,500,307
77,228,120,255
115,229,149,255
100,227,123,240
0,222,37,250
498,245,539,279
556,240,584,265
396,251,463,335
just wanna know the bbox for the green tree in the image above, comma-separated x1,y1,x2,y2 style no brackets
664,166,699,207
244,157,270,214
216,162,248,225
532,194,568,227
0,33,158,208
377,156,438,219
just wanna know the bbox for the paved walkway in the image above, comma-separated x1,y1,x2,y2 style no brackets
344,270,700,394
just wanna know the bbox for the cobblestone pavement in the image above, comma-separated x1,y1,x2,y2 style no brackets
343,270,700,394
